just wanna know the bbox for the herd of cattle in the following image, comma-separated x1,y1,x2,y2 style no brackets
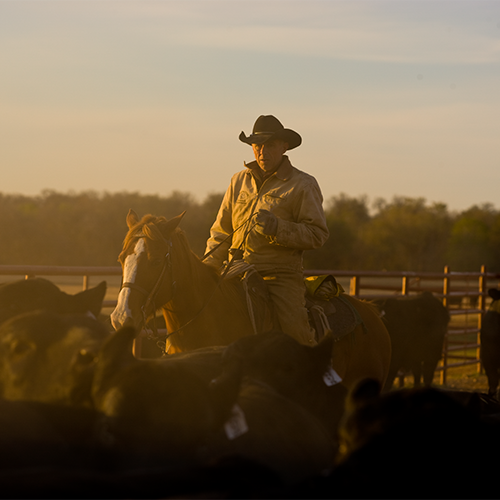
0,277,500,498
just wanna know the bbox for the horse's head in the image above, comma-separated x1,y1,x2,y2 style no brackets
110,209,186,332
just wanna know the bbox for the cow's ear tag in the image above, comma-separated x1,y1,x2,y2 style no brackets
224,404,248,440
323,365,342,386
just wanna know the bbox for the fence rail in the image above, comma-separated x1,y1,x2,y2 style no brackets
306,265,500,384
1,264,499,385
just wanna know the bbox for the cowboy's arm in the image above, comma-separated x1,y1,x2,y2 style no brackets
264,179,329,250
204,187,234,269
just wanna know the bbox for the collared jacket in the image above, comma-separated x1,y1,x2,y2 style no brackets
204,155,329,273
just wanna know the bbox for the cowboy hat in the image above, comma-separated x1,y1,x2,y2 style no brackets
239,115,302,150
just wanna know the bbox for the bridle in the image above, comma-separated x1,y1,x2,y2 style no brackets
119,213,259,352
120,237,174,339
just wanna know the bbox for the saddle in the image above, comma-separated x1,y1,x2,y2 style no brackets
225,261,363,342
304,275,364,343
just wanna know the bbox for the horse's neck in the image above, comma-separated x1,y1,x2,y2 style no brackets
162,245,254,348
169,242,220,316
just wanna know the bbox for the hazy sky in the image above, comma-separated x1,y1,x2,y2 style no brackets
1,0,499,213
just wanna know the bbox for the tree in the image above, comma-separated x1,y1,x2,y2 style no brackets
447,204,500,271
304,193,370,270
363,197,452,272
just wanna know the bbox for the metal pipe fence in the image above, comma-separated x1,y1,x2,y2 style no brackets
1,264,499,384
305,265,500,384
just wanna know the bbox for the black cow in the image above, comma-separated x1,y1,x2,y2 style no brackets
90,325,239,468
480,288,500,398
0,398,107,471
91,326,337,484
0,276,341,491
305,378,499,499
216,330,347,447
373,291,450,390
0,277,107,325
0,319,276,498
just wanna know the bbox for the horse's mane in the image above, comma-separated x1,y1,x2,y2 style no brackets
120,214,221,283
167,227,221,283
121,214,167,255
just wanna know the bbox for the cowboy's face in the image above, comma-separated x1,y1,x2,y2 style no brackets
252,139,288,173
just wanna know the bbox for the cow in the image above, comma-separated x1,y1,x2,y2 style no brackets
0,398,107,471
480,288,500,398
91,325,337,484
0,318,276,498
215,330,348,447
0,278,111,406
0,277,107,325
0,276,340,490
373,291,450,390
306,378,499,499
0,310,109,407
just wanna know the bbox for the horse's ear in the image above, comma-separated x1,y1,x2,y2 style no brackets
126,209,140,229
161,211,187,236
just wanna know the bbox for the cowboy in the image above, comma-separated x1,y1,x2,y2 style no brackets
204,115,329,345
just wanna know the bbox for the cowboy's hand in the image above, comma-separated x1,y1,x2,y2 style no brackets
255,209,278,236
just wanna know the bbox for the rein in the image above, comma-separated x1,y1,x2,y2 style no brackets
156,247,246,351
200,215,258,262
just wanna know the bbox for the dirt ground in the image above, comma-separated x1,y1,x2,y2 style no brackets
438,369,490,392
393,363,490,393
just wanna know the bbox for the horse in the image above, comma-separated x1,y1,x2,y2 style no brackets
110,210,391,389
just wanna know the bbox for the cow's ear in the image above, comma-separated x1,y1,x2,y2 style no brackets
347,378,381,411
126,209,140,229
70,281,107,318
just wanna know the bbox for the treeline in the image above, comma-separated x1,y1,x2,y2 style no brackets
0,190,498,273
0,190,223,267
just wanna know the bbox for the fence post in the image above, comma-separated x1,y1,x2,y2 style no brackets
440,265,450,385
350,275,360,297
402,276,409,295
477,265,487,373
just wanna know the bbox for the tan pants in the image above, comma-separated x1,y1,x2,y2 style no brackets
259,269,317,346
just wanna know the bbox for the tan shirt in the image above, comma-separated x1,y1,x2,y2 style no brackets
205,155,329,272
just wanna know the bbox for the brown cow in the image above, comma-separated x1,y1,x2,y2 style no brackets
0,310,109,407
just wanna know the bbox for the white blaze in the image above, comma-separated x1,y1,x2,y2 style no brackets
110,239,146,330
